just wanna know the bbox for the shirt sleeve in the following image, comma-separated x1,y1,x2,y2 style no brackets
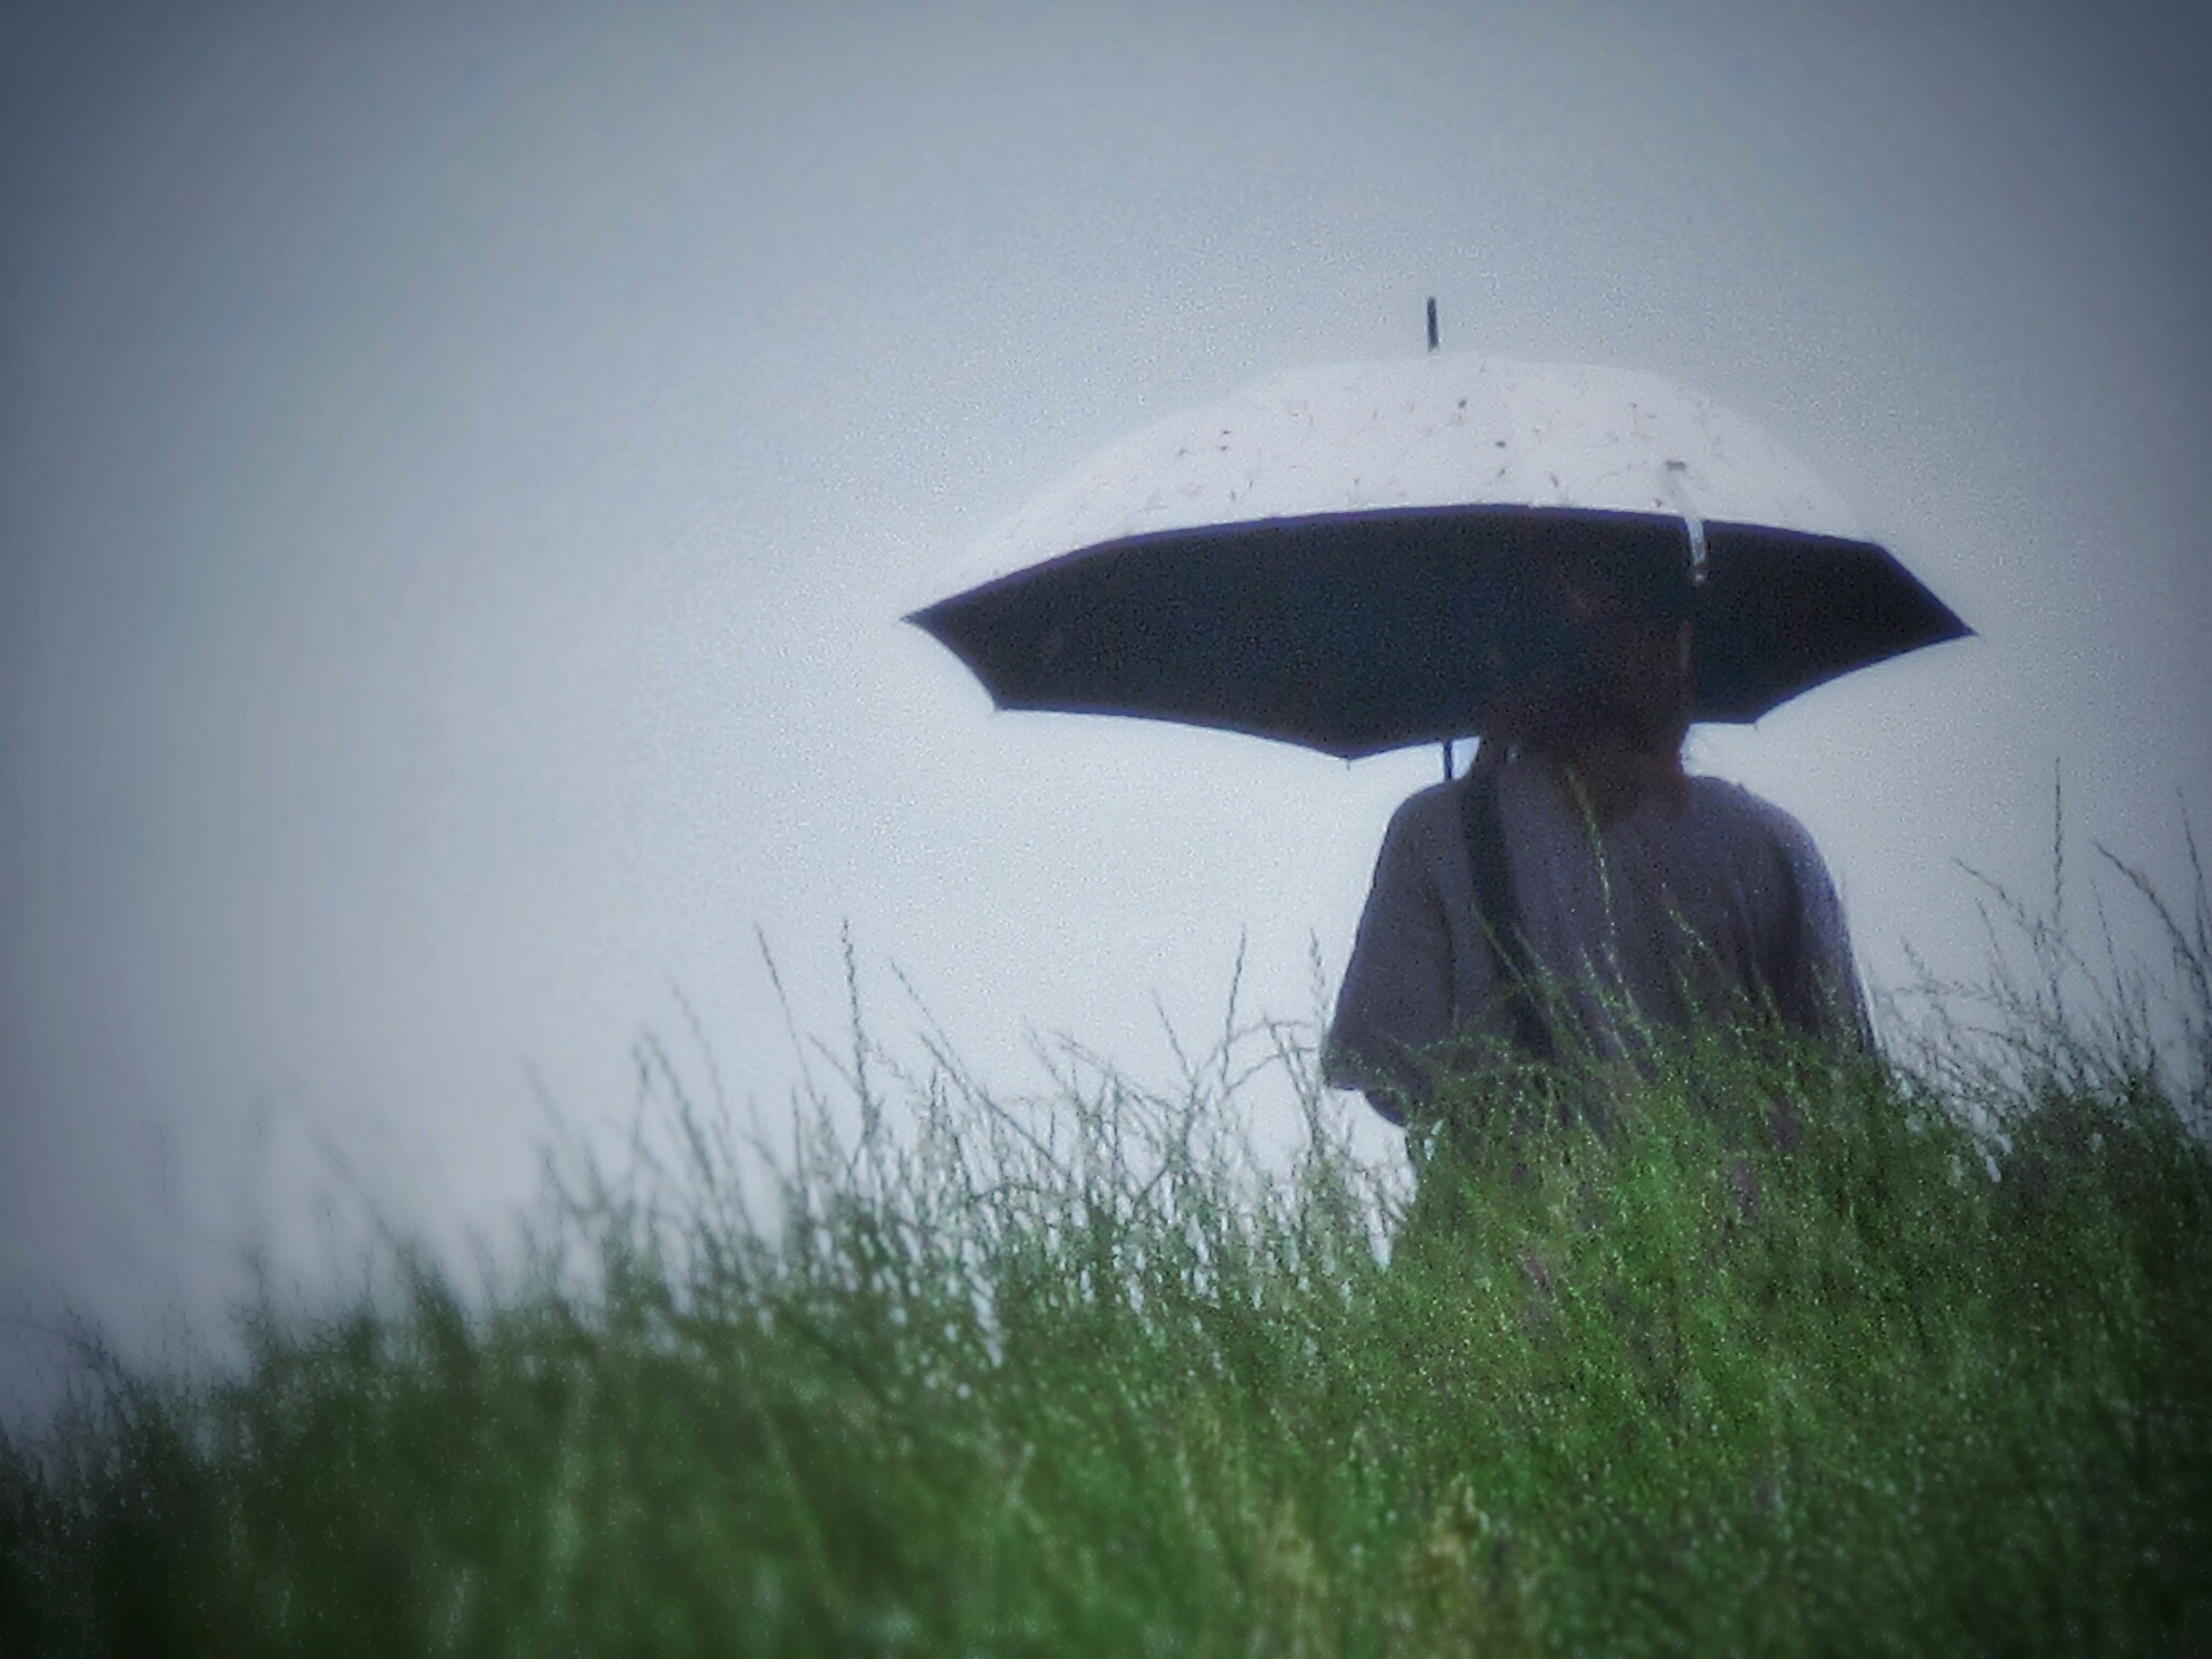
1324,796,1457,1120
1767,818,1874,1053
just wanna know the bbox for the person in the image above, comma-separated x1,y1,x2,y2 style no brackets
1323,541,1870,1134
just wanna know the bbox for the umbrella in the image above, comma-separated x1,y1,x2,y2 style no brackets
909,353,1969,761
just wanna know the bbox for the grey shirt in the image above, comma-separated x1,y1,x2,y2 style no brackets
1325,753,1869,1118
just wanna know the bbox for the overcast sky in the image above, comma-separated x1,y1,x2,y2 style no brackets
4,0,2208,1415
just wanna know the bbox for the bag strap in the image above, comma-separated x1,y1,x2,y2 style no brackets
1460,761,1556,1062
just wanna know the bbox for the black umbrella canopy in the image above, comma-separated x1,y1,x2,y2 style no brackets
910,504,1969,760
910,355,1971,760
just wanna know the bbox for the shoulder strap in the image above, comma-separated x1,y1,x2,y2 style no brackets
1461,762,1555,1062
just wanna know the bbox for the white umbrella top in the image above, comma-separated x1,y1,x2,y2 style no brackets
956,353,1866,588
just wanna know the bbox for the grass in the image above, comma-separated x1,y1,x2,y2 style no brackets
4,861,2210,1657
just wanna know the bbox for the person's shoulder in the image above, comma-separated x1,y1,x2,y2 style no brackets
1390,775,1466,819
1380,777,1465,843
1356,778,1468,891
1682,775,1826,863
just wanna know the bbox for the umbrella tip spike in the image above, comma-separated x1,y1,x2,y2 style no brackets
1426,297,1439,353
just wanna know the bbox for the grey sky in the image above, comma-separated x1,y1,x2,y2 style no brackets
4,0,2207,1415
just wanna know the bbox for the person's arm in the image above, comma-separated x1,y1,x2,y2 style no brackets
1768,821,1874,1054
1325,798,1457,1123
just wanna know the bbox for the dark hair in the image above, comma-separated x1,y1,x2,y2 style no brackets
1481,545,1693,808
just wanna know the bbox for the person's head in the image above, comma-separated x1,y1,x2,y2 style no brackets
1487,545,1692,766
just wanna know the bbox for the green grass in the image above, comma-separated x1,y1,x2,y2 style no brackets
5,868,2211,1657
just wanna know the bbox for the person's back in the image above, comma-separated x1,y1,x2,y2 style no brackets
1324,749,1869,1120
1323,543,1869,1126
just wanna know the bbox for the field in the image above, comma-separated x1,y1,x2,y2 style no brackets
5,860,2210,1656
